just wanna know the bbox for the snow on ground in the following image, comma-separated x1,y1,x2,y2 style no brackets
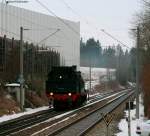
80,67,116,90
80,67,107,80
0,92,101,123
0,106,49,123
80,67,115,81
0,67,115,123
89,93,100,97
116,95,144,136
85,80,99,90
5,83,20,87
117,110,139,136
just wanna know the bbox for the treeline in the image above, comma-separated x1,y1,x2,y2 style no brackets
80,37,134,85
80,38,116,68
0,35,60,91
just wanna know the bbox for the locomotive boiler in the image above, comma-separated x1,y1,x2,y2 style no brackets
46,65,87,109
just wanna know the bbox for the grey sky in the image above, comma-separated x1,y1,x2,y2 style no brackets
10,0,142,48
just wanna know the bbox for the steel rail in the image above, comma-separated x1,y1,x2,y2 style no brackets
0,109,57,136
78,91,135,136
0,89,131,136
47,89,134,136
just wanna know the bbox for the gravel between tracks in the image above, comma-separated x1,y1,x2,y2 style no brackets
84,95,135,136
10,94,120,136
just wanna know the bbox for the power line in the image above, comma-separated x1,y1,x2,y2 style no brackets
0,7,59,32
5,1,28,4
0,26,34,42
38,29,60,45
58,0,82,19
57,0,98,36
0,4,64,40
57,0,131,49
0,4,66,44
0,26,62,48
2,0,131,49
35,0,79,36
0,3,73,47
100,29,131,49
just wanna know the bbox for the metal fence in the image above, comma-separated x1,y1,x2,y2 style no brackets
0,35,60,83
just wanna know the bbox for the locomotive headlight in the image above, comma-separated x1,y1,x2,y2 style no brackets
68,93,72,96
50,92,53,96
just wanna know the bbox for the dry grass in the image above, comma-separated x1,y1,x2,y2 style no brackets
0,86,49,116
26,90,49,107
0,89,21,116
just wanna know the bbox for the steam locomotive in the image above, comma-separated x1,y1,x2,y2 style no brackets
46,65,87,109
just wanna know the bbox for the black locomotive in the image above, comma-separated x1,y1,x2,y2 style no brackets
46,65,87,109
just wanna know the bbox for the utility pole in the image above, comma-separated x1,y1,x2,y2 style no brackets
116,45,120,82
19,26,30,111
89,58,91,100
20,26,24,111
128,100,131,136
106,68,109,90
136,26,140,119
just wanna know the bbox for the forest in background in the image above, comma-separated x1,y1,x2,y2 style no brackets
80,37,136,86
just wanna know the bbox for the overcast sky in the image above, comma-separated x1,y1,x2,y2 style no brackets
9,0,142,49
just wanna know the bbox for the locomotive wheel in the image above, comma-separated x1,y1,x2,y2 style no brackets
53,104,59,110
53,100,61,110
77,97,82,106
68,98,73,108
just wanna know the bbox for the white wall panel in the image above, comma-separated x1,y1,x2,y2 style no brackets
0,3,80,69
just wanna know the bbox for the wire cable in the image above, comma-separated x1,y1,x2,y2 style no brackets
35,0,79,36
0,26,36,43
57,0,98,36
38,29,60,45
57,0,131,49
100,29,130,49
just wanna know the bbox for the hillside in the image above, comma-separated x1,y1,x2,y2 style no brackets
0,85,49,117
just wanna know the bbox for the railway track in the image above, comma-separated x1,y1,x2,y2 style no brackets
46,90,134,136
0,89,132,136
0,109,61,136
